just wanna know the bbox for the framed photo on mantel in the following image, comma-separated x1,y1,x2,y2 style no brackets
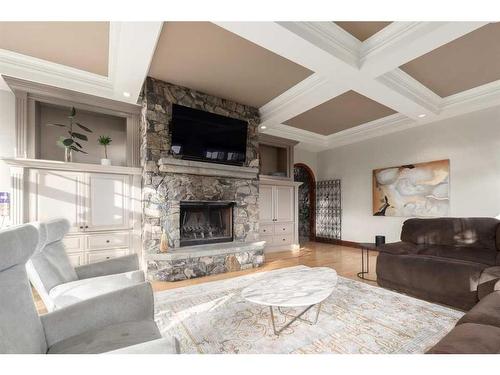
372,159,450,217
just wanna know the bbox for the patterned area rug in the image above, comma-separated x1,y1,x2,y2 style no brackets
154,266,463,354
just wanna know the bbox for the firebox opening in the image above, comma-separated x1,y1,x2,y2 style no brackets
180,201,235,247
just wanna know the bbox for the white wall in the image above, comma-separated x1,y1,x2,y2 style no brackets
317,105,500,243
294,145,318,179
0,90,15,192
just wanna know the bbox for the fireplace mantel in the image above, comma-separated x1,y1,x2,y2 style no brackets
158,158,259,179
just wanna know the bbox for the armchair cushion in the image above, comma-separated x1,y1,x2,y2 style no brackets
47,320,161,354
75,254,140,280
41,282,155,348
49,270,145,309
107,337,179,354
457,291,500,328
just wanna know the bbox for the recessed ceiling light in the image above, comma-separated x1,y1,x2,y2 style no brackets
260,125,267,130
418,114,426,118
123,92,131,98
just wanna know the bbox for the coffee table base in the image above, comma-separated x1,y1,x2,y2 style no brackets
269,303,322,336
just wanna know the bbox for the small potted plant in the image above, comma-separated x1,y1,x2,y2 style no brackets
47,106,92,162
98,135,112,166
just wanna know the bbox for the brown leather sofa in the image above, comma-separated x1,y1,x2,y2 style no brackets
375,217,500,353
427,291,500,353
376,217,500,311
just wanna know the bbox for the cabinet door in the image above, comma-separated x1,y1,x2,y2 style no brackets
259,185,274,222
275,186,294,222
29,170,84,233
85,174,130,231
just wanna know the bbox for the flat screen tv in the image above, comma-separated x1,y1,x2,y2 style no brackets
170,104,248,166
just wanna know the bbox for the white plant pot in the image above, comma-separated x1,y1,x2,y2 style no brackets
101,158,112,166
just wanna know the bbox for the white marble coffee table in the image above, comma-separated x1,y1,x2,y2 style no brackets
241,267,338,335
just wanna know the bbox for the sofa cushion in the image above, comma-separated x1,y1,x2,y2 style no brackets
478,267,500,300
401,217,500,250
417,245,497,266
427,323,500,354
47,320,161,354
376,242,423,255
49,270,145,309
457,291,500,328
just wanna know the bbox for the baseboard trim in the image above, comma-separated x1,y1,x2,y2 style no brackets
314,238,361,248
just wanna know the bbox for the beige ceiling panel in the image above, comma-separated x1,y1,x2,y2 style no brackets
335,21,392,41
284,90,397,136
400,22,500,97
0,22,109,76
148,22,313,108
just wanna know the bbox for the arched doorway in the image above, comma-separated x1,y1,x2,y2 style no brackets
293,163,316,243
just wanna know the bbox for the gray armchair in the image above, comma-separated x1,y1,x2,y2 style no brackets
0,223,177,354
27,218,145,311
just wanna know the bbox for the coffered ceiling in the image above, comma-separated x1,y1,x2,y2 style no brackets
148,22,312,108
400,22,500,97
2,21,500,151
284,90,396,135
0,22,109,76
335,22,392,41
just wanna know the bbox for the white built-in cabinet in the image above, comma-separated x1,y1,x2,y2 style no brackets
259,177,301,251
6,159,141,267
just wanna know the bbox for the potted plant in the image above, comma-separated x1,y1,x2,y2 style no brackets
98,135,112,166
47,106,92,162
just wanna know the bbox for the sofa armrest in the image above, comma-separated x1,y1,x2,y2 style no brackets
106,337,181,354
75,254,140,279
478,266,500,300
41,282,154,348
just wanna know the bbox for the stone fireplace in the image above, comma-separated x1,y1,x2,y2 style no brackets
180,201,234,247
140,78,265,281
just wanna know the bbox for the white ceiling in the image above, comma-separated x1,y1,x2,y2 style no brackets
2,21,500,151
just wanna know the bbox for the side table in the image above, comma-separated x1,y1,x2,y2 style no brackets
357,243,379,282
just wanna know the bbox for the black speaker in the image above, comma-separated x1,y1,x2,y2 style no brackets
375,235,385,247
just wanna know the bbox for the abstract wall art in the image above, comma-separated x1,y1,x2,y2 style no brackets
372,159,450,217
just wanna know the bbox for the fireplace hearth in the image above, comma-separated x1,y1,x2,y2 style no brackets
180,201,234,246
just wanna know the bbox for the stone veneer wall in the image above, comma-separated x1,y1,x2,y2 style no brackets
140,77,261,277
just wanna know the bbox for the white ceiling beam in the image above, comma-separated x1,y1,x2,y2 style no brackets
109,22,163,104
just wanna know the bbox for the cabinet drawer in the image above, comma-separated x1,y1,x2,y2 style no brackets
86,233,130,250
259,224,274,235
273,234,293,246
274,222,293,235
87,249,128,264
63,236,84,253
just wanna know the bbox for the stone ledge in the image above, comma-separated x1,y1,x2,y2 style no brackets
145,241,266,261
157,157,259,179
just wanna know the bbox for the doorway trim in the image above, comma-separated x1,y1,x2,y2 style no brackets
294,163,316,241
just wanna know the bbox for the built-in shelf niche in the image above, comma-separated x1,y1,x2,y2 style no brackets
38,102,127,166
259,133,298,180
3,75,141,167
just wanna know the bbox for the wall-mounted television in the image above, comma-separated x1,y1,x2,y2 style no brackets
170,104,248,166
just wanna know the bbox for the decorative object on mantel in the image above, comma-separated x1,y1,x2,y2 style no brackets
47,106,93,162
373,159,450,217
160,232,169,253
98,135,112,166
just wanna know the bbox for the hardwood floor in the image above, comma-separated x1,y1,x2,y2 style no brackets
152,241,378,292
34,242,378,314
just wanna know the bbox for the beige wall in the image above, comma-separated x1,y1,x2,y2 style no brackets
317,105,500,243
294,146,318,179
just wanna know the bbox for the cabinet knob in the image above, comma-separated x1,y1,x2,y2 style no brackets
79,226,83,229
106,240,110,243
85,225,89,229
